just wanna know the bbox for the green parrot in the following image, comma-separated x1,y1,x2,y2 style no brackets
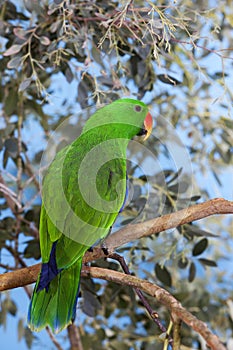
27,98,152,333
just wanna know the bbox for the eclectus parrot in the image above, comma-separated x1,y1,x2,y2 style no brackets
28,98,153,333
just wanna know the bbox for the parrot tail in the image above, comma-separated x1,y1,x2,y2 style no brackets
27,258,82,333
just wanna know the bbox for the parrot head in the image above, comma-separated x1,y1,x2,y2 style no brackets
82,98,153,141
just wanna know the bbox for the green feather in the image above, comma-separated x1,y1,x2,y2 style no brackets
28,98,149,333
28,260,82,333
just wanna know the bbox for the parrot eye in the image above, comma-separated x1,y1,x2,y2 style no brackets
134,105,142,112
137,128,147,136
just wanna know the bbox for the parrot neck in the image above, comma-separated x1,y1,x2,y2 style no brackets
79,128,129,159
81,123,139,146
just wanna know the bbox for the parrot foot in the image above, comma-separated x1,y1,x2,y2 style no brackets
101,246,109,256
100,225,112,256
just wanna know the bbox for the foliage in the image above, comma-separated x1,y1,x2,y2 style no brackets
0,0,232,349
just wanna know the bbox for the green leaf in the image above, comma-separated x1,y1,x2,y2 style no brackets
0,309,7,328
39,36,51,46
190,195,202,202
4,44,23,56
157,74,182,85
13,27,27,40
188,262,196,282
91,45,105,68
212,170,222,186
64,64,74,83
168,180,189,194
77,73,94,108
7,56,23,69
166,168,183,184
3,149,9,168
212,71,228,79
192,238,208,256
155,264,172,287
19,78,32,92
4,298,17,316
198,258,217,267
4,88,18,115
221,117,233,129
215,143,231,163
18,319,25,342
24,327,34,349
23,239,41,260
97,76,114,88
185,224,218,238
82,290,101,317
4,137,18,158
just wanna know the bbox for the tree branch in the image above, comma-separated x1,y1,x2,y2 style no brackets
67,324,84,350
0,198,232,292
108,252,173,345
0,263,41,291
82,266,226,350
0,198,231,349
106,198,233,249
46,326,64,350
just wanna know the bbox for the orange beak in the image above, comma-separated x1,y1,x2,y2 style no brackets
143,112,153,141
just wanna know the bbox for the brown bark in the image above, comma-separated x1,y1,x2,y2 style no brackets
106,197,233,249
0,198,232,292
82,266,226,350
0,198,232,350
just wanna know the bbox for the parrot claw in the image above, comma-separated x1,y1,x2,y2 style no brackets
101,246,109,256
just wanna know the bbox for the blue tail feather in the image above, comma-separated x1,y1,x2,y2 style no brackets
36,242,61,292
28,258,82,333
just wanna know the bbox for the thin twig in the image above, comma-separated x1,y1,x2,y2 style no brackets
82,266,226,350
0,263,19,271
108,252,173,346
15,101,24,268
24,153,40,191
5,245,27,268
0,175,39,237
67,324,84,350
172,318,181,350
46,326,64,350
0,175,21,211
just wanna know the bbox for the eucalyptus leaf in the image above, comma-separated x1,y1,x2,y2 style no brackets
155,264,172,287
157,74,182,85
198,258,217,267
192,238,208,256
188,262,196,282
4,44,23,56
19,78,32,92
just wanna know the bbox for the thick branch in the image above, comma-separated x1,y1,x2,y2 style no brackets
106,198,233,249
0,264,226,349
82,266,226,350
0,198,232,291
0,264,41,291
0,198,231,349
